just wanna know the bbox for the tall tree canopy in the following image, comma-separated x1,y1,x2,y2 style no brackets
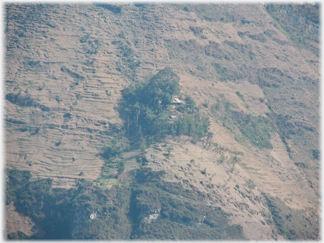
118,67,209,145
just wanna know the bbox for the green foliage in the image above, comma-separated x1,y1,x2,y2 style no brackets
212,98,273,149
129,168,244,240
213,63,227,81
235,91,244,101
294,162,307,168
5,92,36,107
269,113,303,154
117,161,125,174
5,167,245,240
265,3,319,55
116,42,140,77
5,169,131,240
118,32,125,38
233,112,273,149
100,138,129,177
263,193,319,240
61,66,85,80
100,143,122,161
5,169,32,205
218,155,226,164
245,179,255,189
117,42,140,70
7,231,31,240
96,3,122,14
312,149,320,160
173,112,210,141
178,4,235,23
119,68,182,142
136,154,149,165
118,42,134,58
63,112,72,119
176,95,198,113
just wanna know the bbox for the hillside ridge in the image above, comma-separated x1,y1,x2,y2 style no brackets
4,3,320,240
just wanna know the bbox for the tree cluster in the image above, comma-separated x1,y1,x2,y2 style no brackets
118,67,210,145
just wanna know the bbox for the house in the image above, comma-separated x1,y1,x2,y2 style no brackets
171,97,183,105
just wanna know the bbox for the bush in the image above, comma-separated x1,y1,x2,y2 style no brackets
117,161,125,174
118,68,181,141
312,149,320,160
63,112,72,119
95,3,122,14
100,144,122,161
5,92,36,107
235,92,244,101
213,63,227,81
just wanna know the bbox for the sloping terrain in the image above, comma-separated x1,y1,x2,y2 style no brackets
4,3,320,240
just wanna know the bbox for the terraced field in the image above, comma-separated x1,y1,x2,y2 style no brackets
5,3,320,240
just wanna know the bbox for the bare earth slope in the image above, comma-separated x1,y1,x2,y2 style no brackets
4,3,320,240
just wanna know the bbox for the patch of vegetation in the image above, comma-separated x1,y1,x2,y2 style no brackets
231,111,273,149
263,193,319,240
218,155,226,164
178,4,235,23
6,91,36,107
116,42,141,78
267,113,304,154
37,83,46,91
312,149,320,160
118,68,210,147
212,98,273,149
5,167,244,240
294,162,307,169
7,231,31,240
213,63,228,81
245,179,255,190
95,3,122,14
99,136,130,178
118,42,134,58
63,112,72,119
61,66,85,80
189,26,203,36
5,91,51,113
235,91,244,101
18,125,40,135
80,34,90,43
6,168,131,240
129,168,244,240
265,3,319,56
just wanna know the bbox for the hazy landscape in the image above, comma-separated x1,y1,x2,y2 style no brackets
4,3,320,240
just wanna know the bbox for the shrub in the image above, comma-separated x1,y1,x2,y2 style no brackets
117,161,125,174
235,92,244,101
5,92,36,107
63,112,72,119
312,149,320,160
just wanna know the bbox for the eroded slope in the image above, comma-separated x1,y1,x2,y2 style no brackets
5,3,320,240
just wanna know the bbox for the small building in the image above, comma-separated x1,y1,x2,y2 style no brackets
171,97,183,105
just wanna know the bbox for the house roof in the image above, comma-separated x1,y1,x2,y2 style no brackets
172,97,183,104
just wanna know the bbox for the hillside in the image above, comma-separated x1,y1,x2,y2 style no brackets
4,3,320,240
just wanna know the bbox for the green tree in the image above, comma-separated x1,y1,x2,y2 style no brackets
119,68,180,140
